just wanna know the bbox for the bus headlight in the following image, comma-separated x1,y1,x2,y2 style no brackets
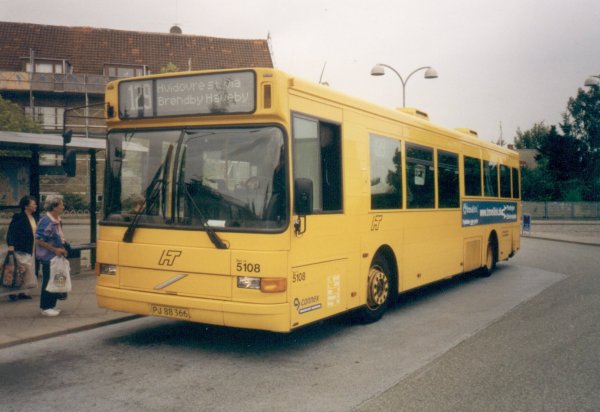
237,276,287,293
237,276,261,289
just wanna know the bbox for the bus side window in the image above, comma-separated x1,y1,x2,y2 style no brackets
320,123,342,211
406,143,434,209
512,167,520,199
292,115,342,213
500,165,511,198
369,134,402,210
484,160,498,197
438,150,459,208
464,156,482,197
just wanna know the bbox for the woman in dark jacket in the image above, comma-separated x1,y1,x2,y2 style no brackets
6,195,38,300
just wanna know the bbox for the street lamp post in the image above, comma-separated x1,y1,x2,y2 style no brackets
584,75,600,87
370,63,438,107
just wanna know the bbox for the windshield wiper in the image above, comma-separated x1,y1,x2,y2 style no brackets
182,184,229,249
123,145,174,243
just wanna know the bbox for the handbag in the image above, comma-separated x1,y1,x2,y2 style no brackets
1,251,25,289
46,256,72,293
15,252,37,289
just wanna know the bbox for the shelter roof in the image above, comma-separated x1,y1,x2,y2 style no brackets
0,131,105,152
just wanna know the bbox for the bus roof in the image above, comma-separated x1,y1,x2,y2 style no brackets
106,67,517,157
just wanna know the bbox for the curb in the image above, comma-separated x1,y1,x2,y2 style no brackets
0,315,141,350
523,234,600,247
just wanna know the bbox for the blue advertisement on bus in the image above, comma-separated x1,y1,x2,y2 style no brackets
462,201,518,227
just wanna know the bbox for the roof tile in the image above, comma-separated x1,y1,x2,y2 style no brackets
0,21,273,74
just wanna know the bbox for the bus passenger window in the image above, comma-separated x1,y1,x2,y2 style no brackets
369,135,402,209
438,150,459,208
406,143,434,209
500,165,511,198
292,115,342,213
320,123,342,211
512,167,520,199
464,156,482,197
484,160,498,197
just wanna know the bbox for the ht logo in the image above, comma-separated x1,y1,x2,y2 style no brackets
158,250,182,266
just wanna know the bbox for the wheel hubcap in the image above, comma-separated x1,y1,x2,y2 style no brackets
367,266,389,309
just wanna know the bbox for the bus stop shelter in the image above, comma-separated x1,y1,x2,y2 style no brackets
0,130,105,265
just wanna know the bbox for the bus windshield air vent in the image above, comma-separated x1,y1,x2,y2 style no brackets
398,107,429,121
455,128,479,138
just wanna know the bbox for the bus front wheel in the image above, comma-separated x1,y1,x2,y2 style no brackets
355,255,392,324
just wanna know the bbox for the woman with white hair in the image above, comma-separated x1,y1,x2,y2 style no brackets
35,195,69,316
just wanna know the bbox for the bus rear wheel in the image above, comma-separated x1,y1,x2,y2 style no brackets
479,239,497,277
355,255,392,324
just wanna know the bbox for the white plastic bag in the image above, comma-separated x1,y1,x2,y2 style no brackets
14,252,37,289
47,256,72,293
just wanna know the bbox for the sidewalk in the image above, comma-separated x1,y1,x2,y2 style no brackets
524,219,600,247
0,269,137,349
1,221,599,349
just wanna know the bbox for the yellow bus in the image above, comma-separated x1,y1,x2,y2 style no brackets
96,68,521,332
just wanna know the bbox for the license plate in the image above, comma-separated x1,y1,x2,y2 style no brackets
149,304,190,320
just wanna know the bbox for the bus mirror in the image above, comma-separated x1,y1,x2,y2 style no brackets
294,178,313,215
62,149,77,177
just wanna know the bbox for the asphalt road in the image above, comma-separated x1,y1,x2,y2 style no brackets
0,238,597,411
357,238,600,411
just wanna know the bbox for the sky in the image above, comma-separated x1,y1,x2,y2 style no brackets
2,0,600,144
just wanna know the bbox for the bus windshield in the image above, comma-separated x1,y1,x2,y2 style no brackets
104,126,288,231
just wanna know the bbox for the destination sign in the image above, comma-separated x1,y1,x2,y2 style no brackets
462,201,518,227
118,70,256,119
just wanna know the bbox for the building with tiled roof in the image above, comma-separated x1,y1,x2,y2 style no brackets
0,21,273,206
0,21,273,136
0,22,272,76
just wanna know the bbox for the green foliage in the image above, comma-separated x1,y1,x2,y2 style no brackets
521,163,553,201
517,84,600,201
514,122,550,149
0,94,42,133
160,62,179,73
60,192,88,211
561,85,600,153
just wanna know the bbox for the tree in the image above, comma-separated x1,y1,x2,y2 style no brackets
514,122,550,149
560,84,600,200
562,85,600,153
516,123,586,201
535,126,586,200
0,94,42,133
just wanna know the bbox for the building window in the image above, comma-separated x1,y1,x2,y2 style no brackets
24,60,68,74
105,65,146,78
25,106,64,131
39,154,65,176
